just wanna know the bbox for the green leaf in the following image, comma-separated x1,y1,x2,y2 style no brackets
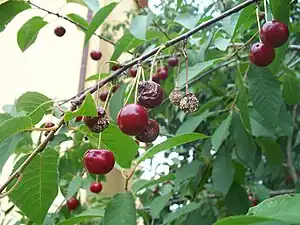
175,13,201,30
67,176,82,198
282,74,300,104
103,192,136,225
85,73,109,82
248,65,282,124
293,130,300,148
225,182,249,215
176,111,214,135
233,5,256,37
17,16,47,51
213,215,280,225
67,14,88,30
56,209,104,225
130,14,152,40
64,93,97,122
137,133,208,164
175,160,202,185
84,3,117,45
0,113,12,124
8,148,59,225
150,193,172,218
110,31,144,61
0,1,30,32
270,0,290,25
248,194,300,224
212,148,235,195
109,84,127,122
250,109,276,138
0,116,32,143
0,134,23,171
257,137,284,166
176,0,183,10
66,0,87,7
211,113,232,152
131,174,175,194
16,92,53,124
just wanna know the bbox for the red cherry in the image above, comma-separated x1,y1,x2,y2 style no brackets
157,67,168,80
90,182,103,193
249,196,258,207
167,57,179,67
90,51,102,61
117,104,148,135
129,67,138,77
67,197,79,210
99,92,109,102
152,74,161,84
112,84,120,93
84,149,115,174
260,20,289,48
54,26,66,37
75,116,83,122
112,64,122,71
44,122,55,128
249,42,275,67
136,119,160,143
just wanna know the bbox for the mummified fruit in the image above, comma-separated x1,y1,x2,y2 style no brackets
179,93,199,113
137,81,164,109
83,107,109,133
169,88,184,106
136,119,160,143
84,149,115,174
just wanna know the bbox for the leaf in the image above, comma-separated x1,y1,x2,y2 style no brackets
225,182,250,215
258,137,284,166
0,113,12,124
250,109,276,138
176,0,183,10
67,14,89,30
0,134,23,171
212,148,235,195
84,3,118,45
66,0,87,7
17,16,47,51
211,113,232,152
293,130,300,148
0,1,30,32
282,74,300,104
175,160,202,185
137,133,208,164
150,193,172,218
109,84,127,122
248,194,300,224
67,176,82,198
248,65,282,124
131,174,175,194
103,192,136,225
8,148,59,225
176,111,214,135
64,93,97,122
16,92,53,124
110,31,144,61
0,116,32,143
175,13,201,30
85,73,109,81
270,0,290,25
213,215,280,225
130,14,153,40
56,209,104,225
233,4,256,36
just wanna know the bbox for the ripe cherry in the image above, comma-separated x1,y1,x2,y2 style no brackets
99,92,109,102
112,84,120,93
168,56,179,67
136,119,160,143
54,26,66,37
260,20,289,48
249,42,275,67
67,197,79,210
90,51,102,61
152,74,161,84
137,81,164,109
112,64,121,71
117,104,148,136
75,116,83,122
44,122,55,128
83,107,109,133
129,67,138,77
90,182,103,193
84,149,115,174
157,67,168,80
248,196,258,207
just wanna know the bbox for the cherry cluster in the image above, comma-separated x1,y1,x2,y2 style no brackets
250,20,289,67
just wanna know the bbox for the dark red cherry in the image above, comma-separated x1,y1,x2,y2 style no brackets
137,81,164,109
54,26,66,37
112,64,122,71
260,20,289,48
157,67,168,80
83,107,109,133
248,196,258,207
168,57,179,67
117,104,148,135
152,74,161,84
75,116,83,122
90,182,103,193
112,84,120,93
67,197,79,210
136,119,159,143
44,122,55,128
249,42,275,67
90,51,102,61
99,92,109,102
84,149,115,174
129,67,138,77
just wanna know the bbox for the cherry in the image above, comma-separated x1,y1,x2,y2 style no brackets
90,182,103,193
83,107,109,133
54,26,66,37
112,84,120,93
136,119,159,143
75,116,83,122
249,42,275,67
129,67,138,77
248,196,258,207
44,122,55,128
157,67,168,80
152,74,161,84
117,104,148,135
111,64,122,71
99,92,109,102
260,20,289,48
168,56,179,67
67,197,79,210
84,149,115,174
137,81,164,109
90,51,102,61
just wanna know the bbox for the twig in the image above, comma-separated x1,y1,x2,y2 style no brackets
27,127,58,132
0,175,22,199
269,189,296,196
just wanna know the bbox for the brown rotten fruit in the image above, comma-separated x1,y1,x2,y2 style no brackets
136,119,160,143
83,107,109,133
179,93,199,113
137,81,164,109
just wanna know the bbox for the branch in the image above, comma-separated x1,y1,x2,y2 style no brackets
269,189,296,196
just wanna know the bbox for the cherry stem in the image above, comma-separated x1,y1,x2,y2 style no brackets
98,132,102,149
175,55,182,88
103,84,113,111
124,69,140,105
134,67,142,104
256,4,261,34
28,126,58,132
149,45,166,81
182,41,189,95
96,175,99,182
264,0,268,21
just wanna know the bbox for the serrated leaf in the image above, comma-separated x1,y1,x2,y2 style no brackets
64,93,97,122
175,13,201,30
0,113,12,124
0,1,30,32
16,92,53,124
225,182,250,215
248,65,282,124
257,137,283,166
103,192,136,225
211,113,232,152
109,84,127,122
56,209,104,225
130,14,153,40
67,176,82,198
17,16,47,51
282,74,300,104
137,133,208,164
213,215,280,225
67,14,88,30
150,193,172,218
84,3,117,45
175,160,202,185
8,148,59,225
250,108,276,138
